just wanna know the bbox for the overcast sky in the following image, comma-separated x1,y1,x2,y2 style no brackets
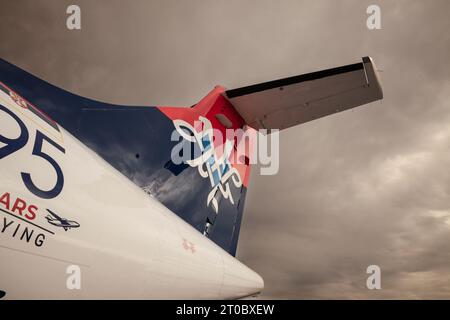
1,0,450,299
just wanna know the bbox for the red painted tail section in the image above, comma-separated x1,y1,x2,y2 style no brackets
158,86,253,187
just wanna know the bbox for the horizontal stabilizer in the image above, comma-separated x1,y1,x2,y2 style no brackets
225,57,383,130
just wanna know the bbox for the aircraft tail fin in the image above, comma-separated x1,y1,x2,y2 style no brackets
0,57,382,256
0,58,250,255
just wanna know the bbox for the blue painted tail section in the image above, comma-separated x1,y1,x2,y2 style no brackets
0,58,247,256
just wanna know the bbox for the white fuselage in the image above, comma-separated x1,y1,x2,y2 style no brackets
0,89,263,299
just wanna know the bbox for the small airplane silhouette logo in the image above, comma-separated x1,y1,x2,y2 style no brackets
45,209,80,231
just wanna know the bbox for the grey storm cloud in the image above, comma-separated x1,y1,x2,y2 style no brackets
1,0,450,299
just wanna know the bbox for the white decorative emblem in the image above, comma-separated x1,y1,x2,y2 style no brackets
173,116,242,213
